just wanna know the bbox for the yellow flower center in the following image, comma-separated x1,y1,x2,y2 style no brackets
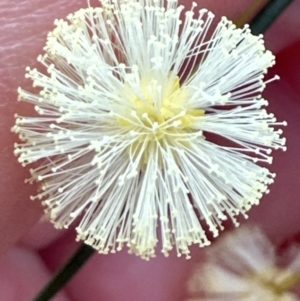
117,76,205,139
249,266,300,300
116,75,205,168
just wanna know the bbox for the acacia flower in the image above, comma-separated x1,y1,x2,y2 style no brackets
13,0,286,259
188,226,300,301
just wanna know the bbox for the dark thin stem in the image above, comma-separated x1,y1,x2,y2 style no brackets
234,0,269,28
249,0,296,35
32,244,95,301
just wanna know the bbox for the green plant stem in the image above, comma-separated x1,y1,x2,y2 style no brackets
249,0,296,35
32,244,95,301
235,0,269,28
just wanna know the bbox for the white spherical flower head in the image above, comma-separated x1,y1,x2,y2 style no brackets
188,226,300,301
13,0,286,259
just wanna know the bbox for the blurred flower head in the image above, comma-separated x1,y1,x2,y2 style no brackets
13,0,286,259
188,226,300,301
